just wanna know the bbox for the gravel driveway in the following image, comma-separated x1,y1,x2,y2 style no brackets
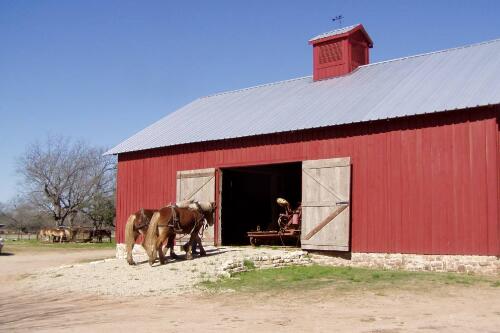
25,246,304,297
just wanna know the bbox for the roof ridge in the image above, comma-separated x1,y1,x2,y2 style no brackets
361,37,500,68
200,38,500,98
308,23,361,42
200,76,312,99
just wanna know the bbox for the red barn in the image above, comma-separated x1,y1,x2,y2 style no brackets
107,25,500,271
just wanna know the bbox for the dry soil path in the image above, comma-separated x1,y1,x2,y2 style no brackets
1,247,500,332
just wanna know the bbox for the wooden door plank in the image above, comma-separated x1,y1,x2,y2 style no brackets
176,168,216,245
302,168,345,202
301,157,351,251
303,204,348,240
182,175,215,200
177,171,215,179
303,157,351,168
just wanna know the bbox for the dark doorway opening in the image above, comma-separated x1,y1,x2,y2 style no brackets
221,162,301,245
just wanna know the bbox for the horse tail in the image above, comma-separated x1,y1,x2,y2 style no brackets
145,212,161,265
125,214,136,247
124,214,136,264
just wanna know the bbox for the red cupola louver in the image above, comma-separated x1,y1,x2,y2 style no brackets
309,24,373,81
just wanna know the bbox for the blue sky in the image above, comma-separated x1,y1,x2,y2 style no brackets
1,0,499,202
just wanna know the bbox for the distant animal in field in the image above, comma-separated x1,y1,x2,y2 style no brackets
91,229,112,243
48,228,66,243
37,228,50,241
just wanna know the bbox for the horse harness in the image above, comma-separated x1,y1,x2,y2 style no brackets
167,205,182,233
157,204,206,235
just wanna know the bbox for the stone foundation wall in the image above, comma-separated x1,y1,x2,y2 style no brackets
310,252,500,275
116,243,126,259
220,251,312,277
116,244,499,276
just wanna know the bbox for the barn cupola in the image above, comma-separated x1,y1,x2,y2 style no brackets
309,24,373,81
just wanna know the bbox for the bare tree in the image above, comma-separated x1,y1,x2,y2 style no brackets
0,202,16,228
17,136,115,227
0,199,49,236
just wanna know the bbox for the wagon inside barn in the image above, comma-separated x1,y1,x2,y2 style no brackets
221,163,302,245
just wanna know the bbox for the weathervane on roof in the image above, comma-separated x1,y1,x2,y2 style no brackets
332,15,344,27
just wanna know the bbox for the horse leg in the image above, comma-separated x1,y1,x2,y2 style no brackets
196,235,206,256
148,235,158,266
182,238,198,255
182,241,190,253
162,232,171,257
162,242,168,256
168,234,178,259
192,240,198,255
158,243,166,265
126,231,138,265
157,227,167,265
185,233,198,260
185,245,193,260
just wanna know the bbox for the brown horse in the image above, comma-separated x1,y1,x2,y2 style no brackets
91,229,112,243
145,202,215,266
124,209,158,265
49,228,66,243
38,227,69,242
37,228,50,241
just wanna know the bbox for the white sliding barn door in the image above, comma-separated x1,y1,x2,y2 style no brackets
301,157,351,251
176,168,216,245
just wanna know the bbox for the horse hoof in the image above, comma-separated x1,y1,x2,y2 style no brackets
171,253,179,259
200,251,207,257
127,261,135,266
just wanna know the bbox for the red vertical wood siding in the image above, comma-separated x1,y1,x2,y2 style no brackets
115,107,500,255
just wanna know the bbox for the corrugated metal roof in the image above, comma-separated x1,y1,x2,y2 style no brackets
106,38,500,155
309,24,360,42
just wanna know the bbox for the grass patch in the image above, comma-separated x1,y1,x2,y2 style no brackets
199,265,498,293
243,259,255,270
3,239,116,252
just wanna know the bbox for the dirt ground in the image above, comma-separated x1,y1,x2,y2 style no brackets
1,247,500,333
